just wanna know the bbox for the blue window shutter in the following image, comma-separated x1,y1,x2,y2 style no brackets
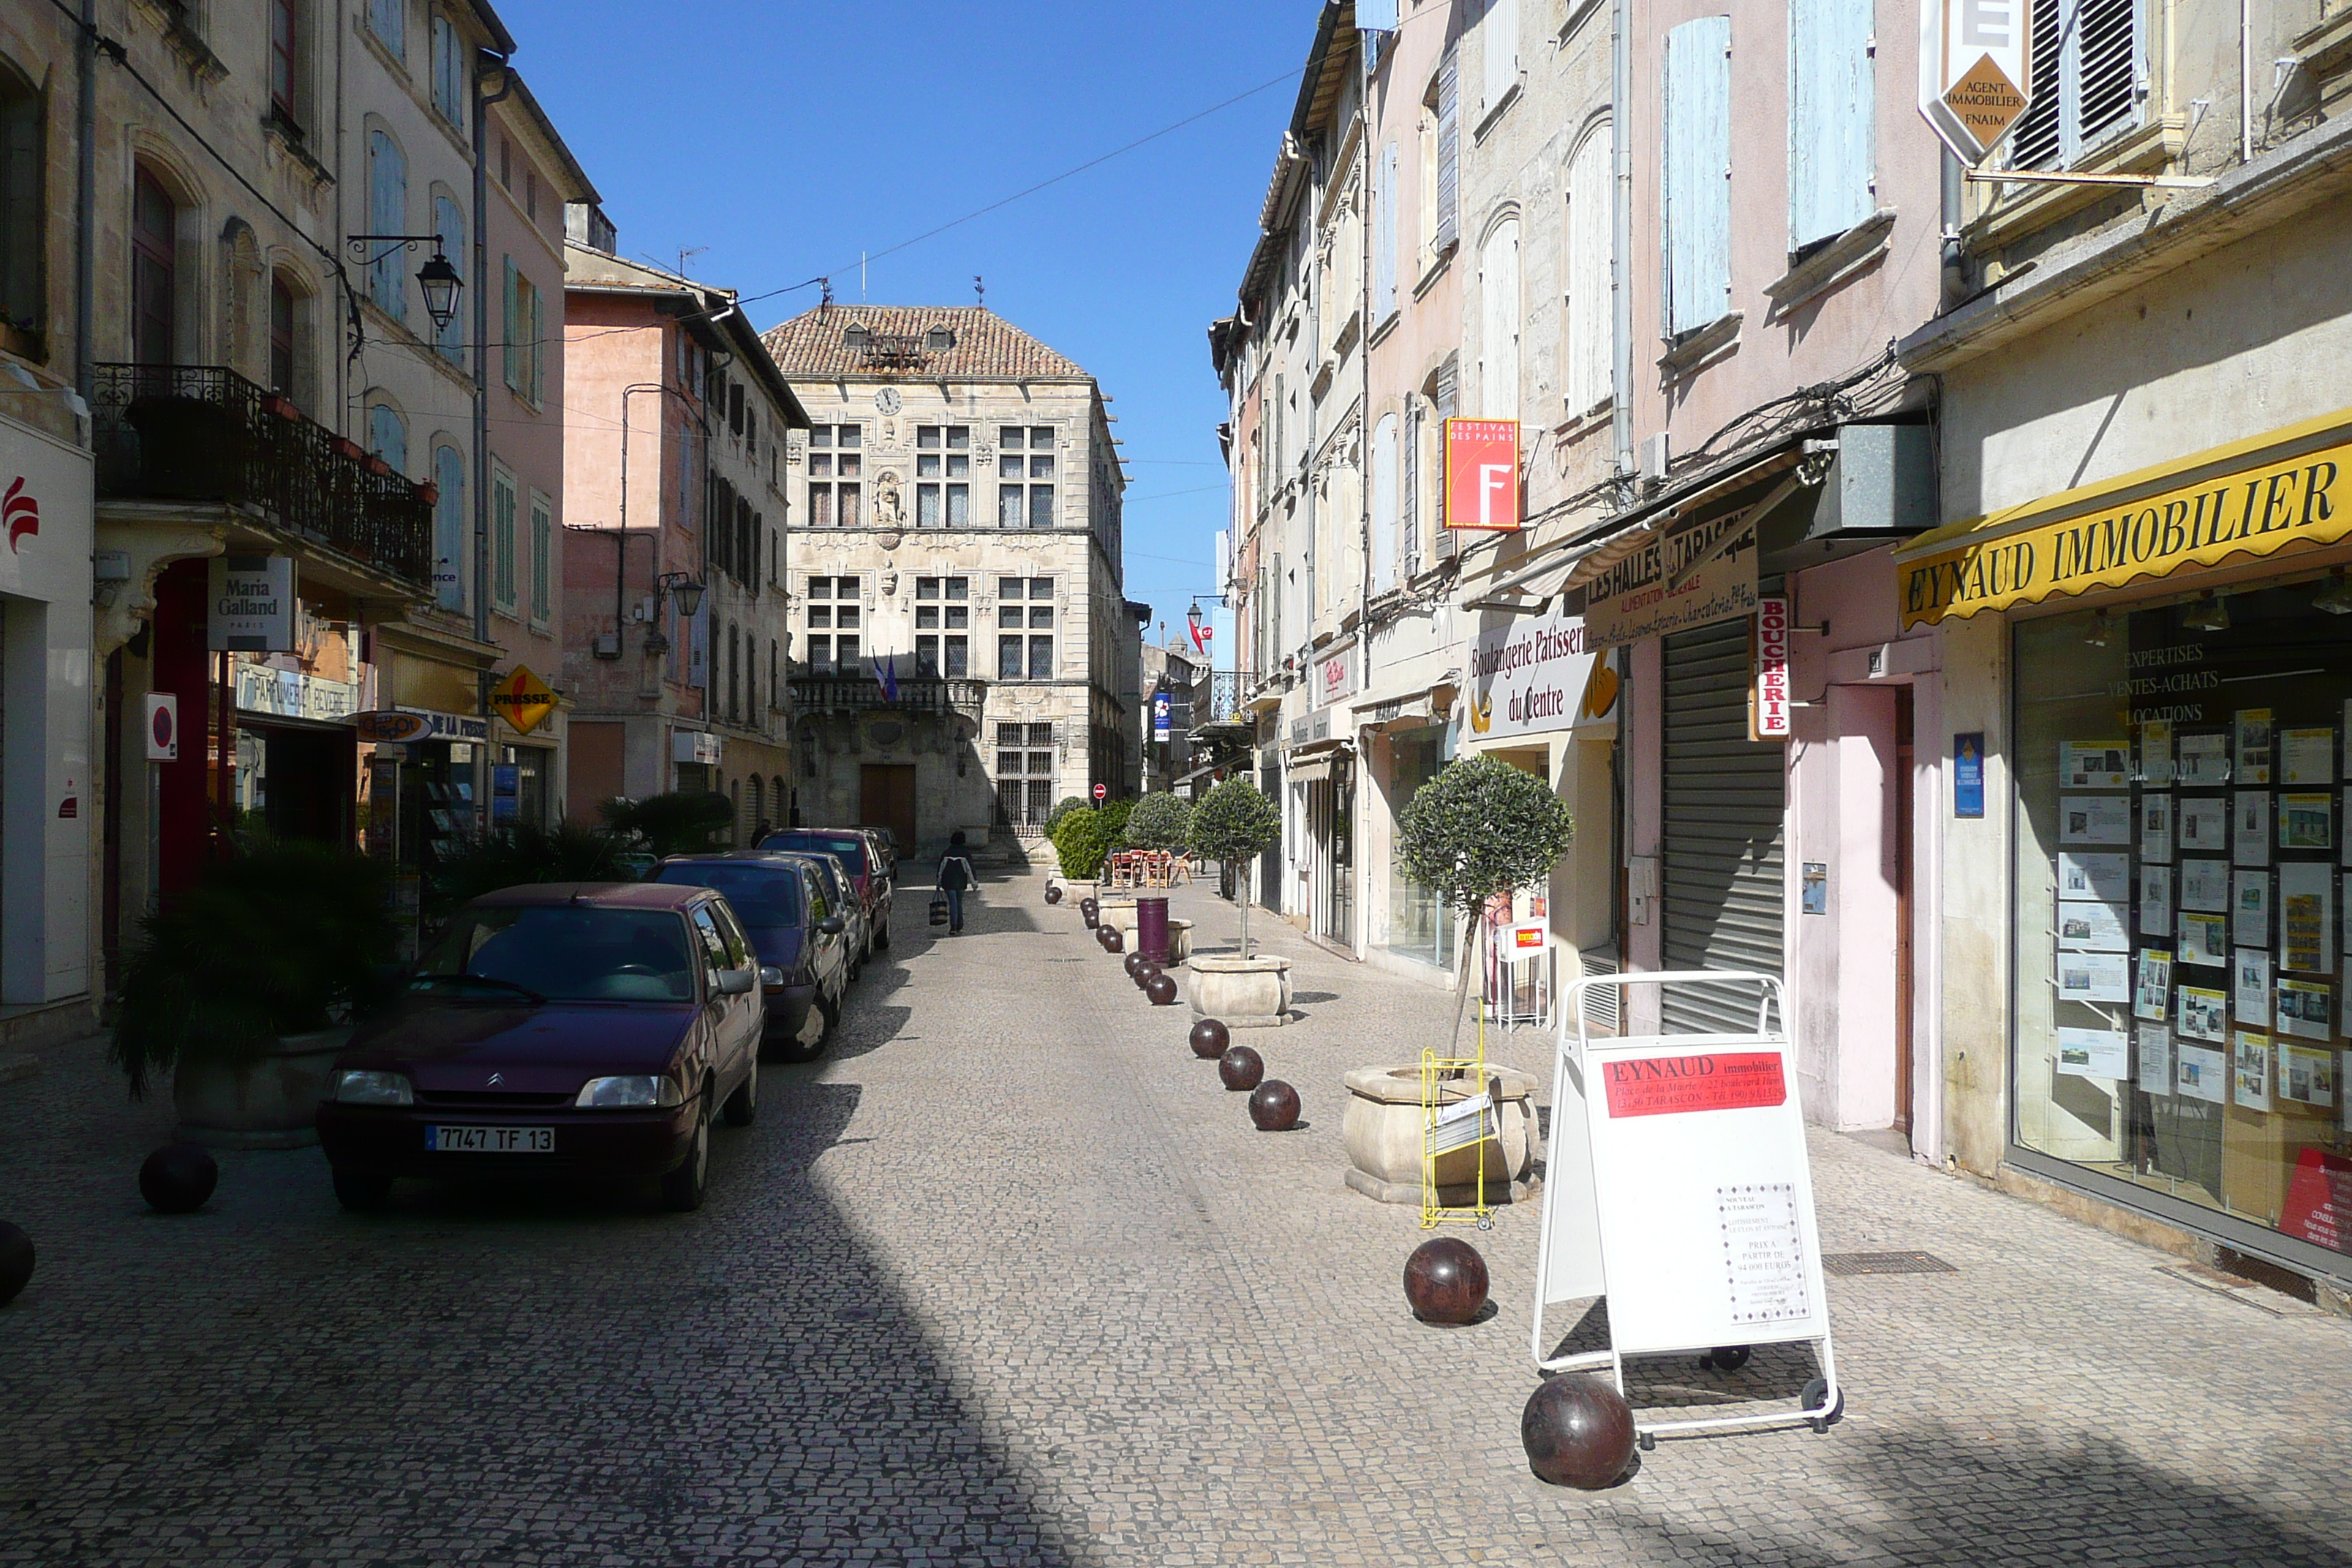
502,257,519,390
1663,17,1730,336
1788,0,1874,250
1360,0,1400,29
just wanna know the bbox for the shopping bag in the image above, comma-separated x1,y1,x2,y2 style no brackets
929,894,949,928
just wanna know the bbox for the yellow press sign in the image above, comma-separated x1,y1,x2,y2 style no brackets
1899,429,2352,628
489,665,558,735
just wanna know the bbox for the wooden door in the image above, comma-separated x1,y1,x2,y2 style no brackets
567,721,626,823
860,764,918,852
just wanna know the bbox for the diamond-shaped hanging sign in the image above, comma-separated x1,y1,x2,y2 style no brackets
1945,55,2029,151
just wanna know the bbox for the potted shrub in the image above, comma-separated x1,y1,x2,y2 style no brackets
113,844,400,1148
1183,777,1289,1026
425,819,627,927
1341,754,1574,1203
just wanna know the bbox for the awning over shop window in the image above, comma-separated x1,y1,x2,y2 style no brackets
1895,407,2352,628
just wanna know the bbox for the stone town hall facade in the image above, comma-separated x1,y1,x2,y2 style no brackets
763,306,1136,856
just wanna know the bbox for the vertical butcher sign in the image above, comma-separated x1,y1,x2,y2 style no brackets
1918,0,2032,164
1752,596,1793,741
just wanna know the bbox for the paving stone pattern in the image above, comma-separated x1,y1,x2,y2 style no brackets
3,868,2350,1565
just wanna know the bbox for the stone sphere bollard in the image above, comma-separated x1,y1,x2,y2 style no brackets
1190,1018,1232,1060
0,1220,33,1307
1124,951,1147,981
1217,1044,1264,1090
1080,899,1099,930
1520,1375,1638,1490
1046,885,1063,905
1145,972,1178,1006
1098,924,1124,954
140,1143,219,1215
1403,1236,1490,1324
1248,1079,1300,1131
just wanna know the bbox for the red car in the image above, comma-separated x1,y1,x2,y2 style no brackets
316,883,764,1213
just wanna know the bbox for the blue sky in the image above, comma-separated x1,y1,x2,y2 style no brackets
501,0,1320,649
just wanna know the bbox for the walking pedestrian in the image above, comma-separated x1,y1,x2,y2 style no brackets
938,832,977,935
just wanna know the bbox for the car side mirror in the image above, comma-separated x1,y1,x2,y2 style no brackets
715,968,757,997
818,916,845,936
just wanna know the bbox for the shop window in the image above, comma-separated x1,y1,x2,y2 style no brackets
2014,585,2352,1269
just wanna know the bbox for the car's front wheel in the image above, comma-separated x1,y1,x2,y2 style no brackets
661,1096,712,1212
332,1170,391,1213
722,1060,758,1127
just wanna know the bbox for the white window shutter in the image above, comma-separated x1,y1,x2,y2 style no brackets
1485,0,1519,110
1436,47,1460,252
1663,17,1731,336
1787,0,1874,251
1565,127,1612,414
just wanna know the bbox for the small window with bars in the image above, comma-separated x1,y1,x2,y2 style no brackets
807,424,864,527
916,426,972,527
996,426,1058,529
995,723,1058,826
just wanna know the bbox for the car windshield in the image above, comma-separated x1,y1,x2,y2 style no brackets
654,863,803,927
418,905,696,1003
764,833,867,878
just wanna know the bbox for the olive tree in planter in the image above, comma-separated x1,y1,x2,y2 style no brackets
1122,792,1193,855
113,843,401,1147
1342,755,1577,1204
1395,753,1576,1050
1185,777,1290,1026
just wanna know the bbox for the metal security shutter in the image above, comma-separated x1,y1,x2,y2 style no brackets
1660,617,1785,1034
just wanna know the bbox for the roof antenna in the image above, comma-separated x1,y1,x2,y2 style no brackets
819,277,834,317
973,274,985,308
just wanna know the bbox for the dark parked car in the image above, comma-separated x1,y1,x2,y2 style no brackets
780,850,869,982
761,829,892,954
853,824,900,878
654,853,850,1060
317,883,763,1214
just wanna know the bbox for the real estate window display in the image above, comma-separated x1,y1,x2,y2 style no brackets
2014,574,2352,1271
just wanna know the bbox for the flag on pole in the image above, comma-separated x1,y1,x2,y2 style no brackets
877,652,900,704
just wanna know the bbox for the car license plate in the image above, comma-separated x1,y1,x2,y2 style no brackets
425,1125,553,1153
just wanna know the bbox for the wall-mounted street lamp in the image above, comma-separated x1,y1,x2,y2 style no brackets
658,572,706,618
346,234,464,336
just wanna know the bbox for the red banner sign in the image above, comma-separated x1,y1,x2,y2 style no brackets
1603,1052,1788,1117
1443,418,1521,532
1754,596,1792,739
2282,1147,2352,1252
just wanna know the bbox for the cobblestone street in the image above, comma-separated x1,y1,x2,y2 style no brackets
5,867,2351,1567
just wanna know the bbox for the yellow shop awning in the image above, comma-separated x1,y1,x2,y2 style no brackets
1894,406,2352,628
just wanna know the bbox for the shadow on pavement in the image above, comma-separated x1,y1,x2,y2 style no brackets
0,1049,1092,1564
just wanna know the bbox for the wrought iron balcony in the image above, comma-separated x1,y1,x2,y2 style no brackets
1199,670,1261,725
791,673,987,717
92,363,434,589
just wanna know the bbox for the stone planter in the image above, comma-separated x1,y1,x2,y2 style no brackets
1164,919,1194,964
1341,1064,1538,1207
1055,879,1098,906
172,1026,354,1150
1096,898,1139,939
1185,954,1293,1028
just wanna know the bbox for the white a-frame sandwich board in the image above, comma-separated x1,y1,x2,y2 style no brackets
1531,971,1842,1445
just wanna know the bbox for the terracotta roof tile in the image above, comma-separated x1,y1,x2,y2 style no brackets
760,306,1092,383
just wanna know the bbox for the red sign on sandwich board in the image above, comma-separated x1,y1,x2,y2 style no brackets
1602,1052,1788,1118
1442,419,1521,532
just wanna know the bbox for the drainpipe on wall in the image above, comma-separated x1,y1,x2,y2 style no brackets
1940,148,1967,312
74,0,95,396
1610,0,1632,483
473,49,516,834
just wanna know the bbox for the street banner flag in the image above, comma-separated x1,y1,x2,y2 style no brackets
1443,419,1522,532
